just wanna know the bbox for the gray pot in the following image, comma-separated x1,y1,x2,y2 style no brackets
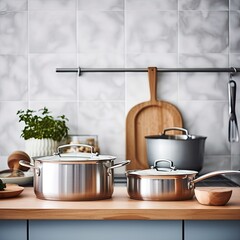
20,144,130,201
145,127,207,171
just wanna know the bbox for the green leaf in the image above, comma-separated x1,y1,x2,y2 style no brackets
17,107,69,141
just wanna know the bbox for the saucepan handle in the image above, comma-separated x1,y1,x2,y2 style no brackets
152,159,177,171
107,160,131,175
189,170,240,189
54,144,99,158
163,127,189,136
19,160,40,176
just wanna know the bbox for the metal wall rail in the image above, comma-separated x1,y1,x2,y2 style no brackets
56,67,240,76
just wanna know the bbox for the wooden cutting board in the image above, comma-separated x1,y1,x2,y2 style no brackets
126,67,183,170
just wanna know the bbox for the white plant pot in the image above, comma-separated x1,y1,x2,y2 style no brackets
25,138,59,157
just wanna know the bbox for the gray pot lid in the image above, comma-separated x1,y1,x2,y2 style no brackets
145,127,207,140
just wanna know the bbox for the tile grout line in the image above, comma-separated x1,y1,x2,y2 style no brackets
124,0,127,117
27,0,30,108
177,0,180,106
76,0,80,133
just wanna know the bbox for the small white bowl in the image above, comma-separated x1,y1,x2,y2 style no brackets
0,171,33,186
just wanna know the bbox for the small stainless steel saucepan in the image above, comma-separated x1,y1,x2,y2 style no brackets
20,144,130,201
126,159,240,201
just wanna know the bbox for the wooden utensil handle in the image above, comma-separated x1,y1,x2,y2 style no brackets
8,151,31,171
148,67,157,103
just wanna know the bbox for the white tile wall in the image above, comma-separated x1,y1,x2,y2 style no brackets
0,11,28,54
179,0,228,10
29,0,76,10
179,11,229,53
29,54,77,100
0,55,28,100
29,11,77,53
0,0,27,11
0,0,240,174
126,11,178,53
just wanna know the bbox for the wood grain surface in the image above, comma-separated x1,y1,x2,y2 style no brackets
0,187,240,220
0,184,24,199
126,67,183,170
194,187,233,206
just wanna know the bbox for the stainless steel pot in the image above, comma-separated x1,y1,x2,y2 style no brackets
145,127,207,171
20,144,130,201
126,159,240,201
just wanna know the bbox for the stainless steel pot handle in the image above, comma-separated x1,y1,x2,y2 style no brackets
163,127,189,136
189,170,240,189
107,160,131,175
19,160,40,176
54,144,98,157
152,159,177,171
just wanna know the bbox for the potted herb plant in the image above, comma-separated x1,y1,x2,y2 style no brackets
17,107,69,157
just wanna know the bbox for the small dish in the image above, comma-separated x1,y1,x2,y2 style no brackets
0,184,24,199
195,187,233,206
0,171,33,186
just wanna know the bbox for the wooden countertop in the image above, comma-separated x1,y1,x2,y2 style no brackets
1,186,240,220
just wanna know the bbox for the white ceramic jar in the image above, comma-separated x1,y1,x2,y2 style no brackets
25,138,58,157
